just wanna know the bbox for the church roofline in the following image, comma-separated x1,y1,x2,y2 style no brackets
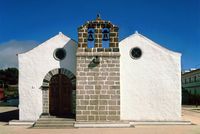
119,32,181,57
182,68,200,76
78,15,118,30
17,32,77,56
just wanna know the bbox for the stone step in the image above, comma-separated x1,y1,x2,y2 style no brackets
32,117,75,128
40,115,75,118
35,120,75,124
38,118,75,121
33,124,74,129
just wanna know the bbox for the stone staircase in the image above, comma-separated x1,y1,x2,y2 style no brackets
32,116,75,129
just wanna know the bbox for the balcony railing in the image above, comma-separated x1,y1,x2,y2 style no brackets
182,81,200,88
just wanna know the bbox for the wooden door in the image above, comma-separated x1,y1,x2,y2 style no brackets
49,74,72,117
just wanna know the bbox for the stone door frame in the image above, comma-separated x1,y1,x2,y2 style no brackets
41,68,76,116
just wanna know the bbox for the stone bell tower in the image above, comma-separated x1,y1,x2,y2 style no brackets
76,15,120,122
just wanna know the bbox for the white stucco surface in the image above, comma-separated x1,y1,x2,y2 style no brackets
18,32,77,121
119,33,182,121
18,31,182,122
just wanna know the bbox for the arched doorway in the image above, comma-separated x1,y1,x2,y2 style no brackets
41,68,76,118
49,74,72,117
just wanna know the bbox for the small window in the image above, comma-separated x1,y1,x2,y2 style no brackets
189,78,191,83
194,76,197,82
130,47,142,59
182,79,185,84
54,48,66,60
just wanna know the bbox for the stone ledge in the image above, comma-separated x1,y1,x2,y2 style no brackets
130,120,192,125
74,121,131,128
9,120,35,126
76,52,120,57
77,48,119,53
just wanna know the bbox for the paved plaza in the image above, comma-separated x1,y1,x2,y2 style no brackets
0,106,200,134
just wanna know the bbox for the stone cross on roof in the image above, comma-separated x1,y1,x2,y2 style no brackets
96,14,101,20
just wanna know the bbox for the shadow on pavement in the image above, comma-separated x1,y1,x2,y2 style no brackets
0,109,19,122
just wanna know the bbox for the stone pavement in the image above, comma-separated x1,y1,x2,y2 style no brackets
0,106,200,134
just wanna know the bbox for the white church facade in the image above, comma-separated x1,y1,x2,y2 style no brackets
18,16,182,127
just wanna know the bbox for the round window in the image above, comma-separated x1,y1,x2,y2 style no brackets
54,48,66,60
130,47,142,59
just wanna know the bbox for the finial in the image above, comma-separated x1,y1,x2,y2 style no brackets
59,32,62,35
97,13,101,20
135,30,139,34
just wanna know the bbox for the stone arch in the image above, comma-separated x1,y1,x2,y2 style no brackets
41,68,76,116
42,68,76,89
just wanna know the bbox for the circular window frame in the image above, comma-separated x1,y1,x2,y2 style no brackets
53,48,66,61
130,47,142,59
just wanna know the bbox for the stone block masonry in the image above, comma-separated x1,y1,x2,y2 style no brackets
76,16,120,122
76,48,120,121
78,19,119,48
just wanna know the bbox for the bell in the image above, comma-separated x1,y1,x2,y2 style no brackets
88,30,94,41
102,29,109,41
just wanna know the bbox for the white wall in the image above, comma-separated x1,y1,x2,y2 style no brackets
18,33,77,121
120,33,182,121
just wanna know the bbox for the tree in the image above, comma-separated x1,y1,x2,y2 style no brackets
0,68,18,86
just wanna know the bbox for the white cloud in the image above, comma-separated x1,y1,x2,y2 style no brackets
0,40,38,69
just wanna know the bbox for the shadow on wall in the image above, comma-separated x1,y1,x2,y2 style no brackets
0,109,19,122
59,40,77,70
59,39,77,115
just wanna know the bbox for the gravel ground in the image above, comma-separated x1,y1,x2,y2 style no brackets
0,106,199,134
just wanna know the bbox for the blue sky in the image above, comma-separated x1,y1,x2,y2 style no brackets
0,0,199,69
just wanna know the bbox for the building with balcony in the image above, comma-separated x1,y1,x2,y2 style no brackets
182,69,200,105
